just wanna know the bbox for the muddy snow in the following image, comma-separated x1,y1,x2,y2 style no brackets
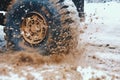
0,1,120,80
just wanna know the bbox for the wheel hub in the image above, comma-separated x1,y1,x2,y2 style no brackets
21,12,48,44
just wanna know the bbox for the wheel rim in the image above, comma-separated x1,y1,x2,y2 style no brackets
21,12,48,44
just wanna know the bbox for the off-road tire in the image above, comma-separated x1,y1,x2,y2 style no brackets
4,0,80,55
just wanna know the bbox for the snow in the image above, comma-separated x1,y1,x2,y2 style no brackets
0,25,5,47
95,52,120,62
0,11,6,15
0,25,5,40
85,1,120,24
81,1,120,47
0,1,120,80
0,76,26,80
80,2,120,80
77,66,112,80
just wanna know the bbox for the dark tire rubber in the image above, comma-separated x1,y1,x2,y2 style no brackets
5,0,79,55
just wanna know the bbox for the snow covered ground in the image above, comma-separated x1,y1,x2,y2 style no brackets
82,1,120,46
0,1,120,80
79,1,120,80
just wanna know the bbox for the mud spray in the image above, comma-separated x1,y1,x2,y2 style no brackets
0,25,86,67
0,48,85,68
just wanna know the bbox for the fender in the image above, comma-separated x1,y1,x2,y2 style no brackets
72,0,84,17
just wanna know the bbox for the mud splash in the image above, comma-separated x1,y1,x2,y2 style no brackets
0,43,85,67
0,23,86,67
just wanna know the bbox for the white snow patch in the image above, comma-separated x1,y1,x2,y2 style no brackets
77,66,112,80
29,72,43,80
95,52,120,62
0,25,5,39
85,2,120,25
0,11,6,15
0,70,26,80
